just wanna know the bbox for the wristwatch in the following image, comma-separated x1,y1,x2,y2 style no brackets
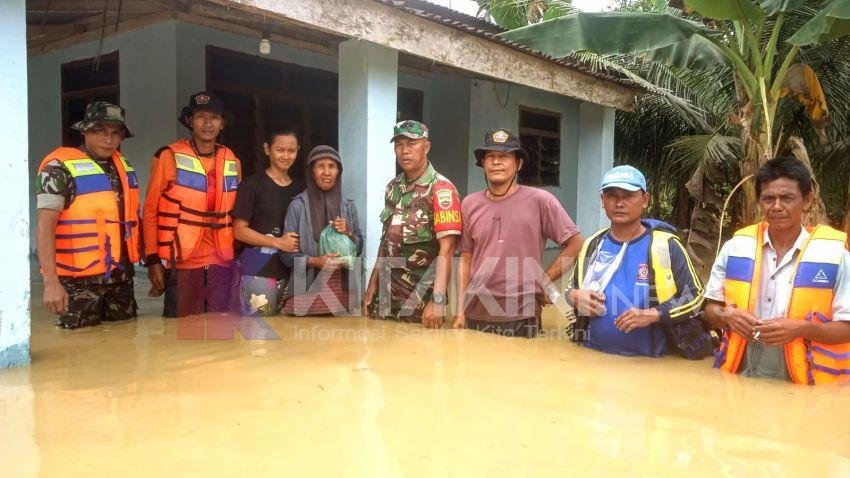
432,292,447,305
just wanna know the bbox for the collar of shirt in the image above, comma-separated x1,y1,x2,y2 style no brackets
763,225,809,271
393,161,436,189
756,225,809,321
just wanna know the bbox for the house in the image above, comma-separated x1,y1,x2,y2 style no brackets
1,0,638,368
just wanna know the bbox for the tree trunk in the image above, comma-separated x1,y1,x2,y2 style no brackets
671,180,693,230
732,75,767,227
739,140,761,226
787,137,829,226
685,167,723,283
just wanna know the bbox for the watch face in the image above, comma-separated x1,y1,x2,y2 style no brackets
432,293,446,305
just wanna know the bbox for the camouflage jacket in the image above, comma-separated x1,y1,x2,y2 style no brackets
371,162,462,319
379,162,462,257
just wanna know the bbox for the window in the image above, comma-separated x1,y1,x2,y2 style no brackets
61,51,120,146
518,107,561,187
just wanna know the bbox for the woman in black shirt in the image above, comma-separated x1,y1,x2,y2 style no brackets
233,130,304,316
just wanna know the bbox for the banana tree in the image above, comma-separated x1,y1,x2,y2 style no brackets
500,0,850,226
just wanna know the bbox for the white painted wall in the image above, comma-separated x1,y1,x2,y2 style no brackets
0,0,31,368
576,103,615,236
338,40,399,263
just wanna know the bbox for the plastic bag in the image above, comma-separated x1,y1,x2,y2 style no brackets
319,224,357,269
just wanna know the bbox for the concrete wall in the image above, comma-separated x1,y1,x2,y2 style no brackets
27,19,614,254
0,0,31,368
576,103,615,236
467,79,581,220
27,20,478,247
338,40,399,263
426,75,471,197
175,21,339,129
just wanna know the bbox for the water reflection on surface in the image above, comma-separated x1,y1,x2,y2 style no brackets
2,284,849,477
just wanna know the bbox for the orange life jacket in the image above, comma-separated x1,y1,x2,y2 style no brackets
156,140,240,264
39,147,140,279
714,222,850,384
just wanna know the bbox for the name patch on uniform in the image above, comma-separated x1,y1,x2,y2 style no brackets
71,161,96,172
435,188,454,209
434,210,461,225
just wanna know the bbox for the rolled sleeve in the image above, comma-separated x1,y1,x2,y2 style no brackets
703,241,732,302
280,200,305,268
435,230,461,239
36,193,66,212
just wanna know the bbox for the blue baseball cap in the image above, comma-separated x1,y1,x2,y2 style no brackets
600,165,647,192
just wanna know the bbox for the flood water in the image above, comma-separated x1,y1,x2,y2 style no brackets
2,279,850,477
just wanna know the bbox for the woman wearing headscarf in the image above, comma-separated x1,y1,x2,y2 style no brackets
281,145,363,316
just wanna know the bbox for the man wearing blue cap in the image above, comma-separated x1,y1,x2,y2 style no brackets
565,165,712,358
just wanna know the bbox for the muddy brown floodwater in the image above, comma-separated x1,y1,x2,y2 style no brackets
2,280,849,477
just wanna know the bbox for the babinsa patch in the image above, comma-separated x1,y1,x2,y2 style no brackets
435,188,454,209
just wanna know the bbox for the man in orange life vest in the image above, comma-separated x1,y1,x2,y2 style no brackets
36,101,142,329
142,92,242,317
705,156,850,384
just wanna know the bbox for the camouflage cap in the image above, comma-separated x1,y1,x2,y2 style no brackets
390,120,430,142
72,101,133,138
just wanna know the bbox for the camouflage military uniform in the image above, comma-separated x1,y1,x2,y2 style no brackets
36,146,139,329
369,162,462,321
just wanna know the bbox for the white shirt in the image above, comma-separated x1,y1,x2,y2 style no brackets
705,227,850,321
705,226,850,380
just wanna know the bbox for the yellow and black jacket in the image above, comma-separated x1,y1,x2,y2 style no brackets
571,220,713,359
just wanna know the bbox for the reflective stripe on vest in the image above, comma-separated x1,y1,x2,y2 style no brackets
715,222,850,384
156,140,239,263
576,228,680,303
39,147,141,279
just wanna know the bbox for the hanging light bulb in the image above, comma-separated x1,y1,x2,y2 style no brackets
259,35,271,55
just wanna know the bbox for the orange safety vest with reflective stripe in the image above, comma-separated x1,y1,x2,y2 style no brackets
156,140,239,264
39,147,140,279
714,222,850,385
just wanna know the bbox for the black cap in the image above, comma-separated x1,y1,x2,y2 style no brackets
473,128,528,166
179,91,225,128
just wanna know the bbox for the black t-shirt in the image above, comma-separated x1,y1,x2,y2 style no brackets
233,172,304,278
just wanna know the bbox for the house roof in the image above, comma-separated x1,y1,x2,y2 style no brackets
377,0,636,89
25,0,639,110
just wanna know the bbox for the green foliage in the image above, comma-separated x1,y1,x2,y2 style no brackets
473,0,577,29
607,0,660,12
